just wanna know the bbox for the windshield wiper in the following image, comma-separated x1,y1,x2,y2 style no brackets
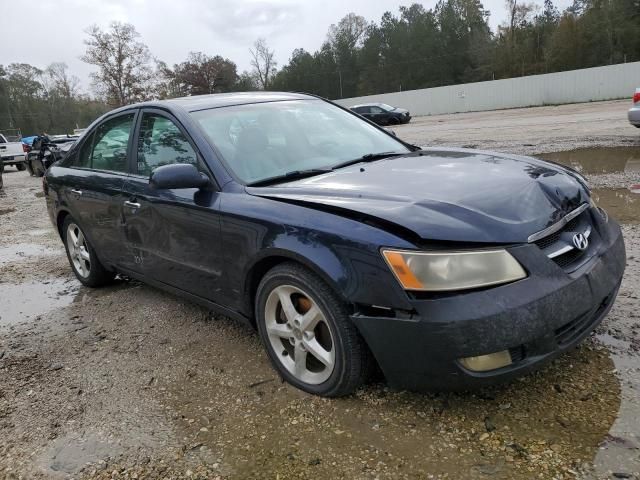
331,151,406,171
247,168,332,187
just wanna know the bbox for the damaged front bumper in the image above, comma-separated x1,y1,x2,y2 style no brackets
351,215,626,391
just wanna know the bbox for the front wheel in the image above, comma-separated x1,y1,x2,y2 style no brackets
256,263,371,397
62,216,115,287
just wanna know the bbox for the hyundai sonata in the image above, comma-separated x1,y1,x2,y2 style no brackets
43,92,626,396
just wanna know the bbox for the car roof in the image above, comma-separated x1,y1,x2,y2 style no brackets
117,91,319,114
351,103,390,108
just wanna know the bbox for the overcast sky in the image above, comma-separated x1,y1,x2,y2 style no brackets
0,0,572,93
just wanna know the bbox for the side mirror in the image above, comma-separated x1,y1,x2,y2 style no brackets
149,163,210,190
385,128,397,137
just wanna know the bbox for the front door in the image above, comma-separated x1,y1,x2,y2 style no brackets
120,110,224,302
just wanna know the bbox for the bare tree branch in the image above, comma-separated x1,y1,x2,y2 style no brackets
249,38,277,89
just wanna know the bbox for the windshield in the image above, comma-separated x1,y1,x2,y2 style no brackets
378,103,395,111
191,99,410,184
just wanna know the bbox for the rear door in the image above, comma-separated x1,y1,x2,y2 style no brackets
61,112,137,268
120,109,224,301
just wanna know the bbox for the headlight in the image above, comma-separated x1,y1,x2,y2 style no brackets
382,249,526,291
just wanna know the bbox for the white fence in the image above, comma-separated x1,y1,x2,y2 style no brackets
336,62,640,116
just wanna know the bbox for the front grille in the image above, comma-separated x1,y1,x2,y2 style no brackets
531,208,593,272
533,216,580,251
553,248,585,269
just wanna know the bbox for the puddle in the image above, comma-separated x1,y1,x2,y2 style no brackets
540,147,640,174
38,433,124,476
0,243,61,267
0,277,80,326
591,349,640,477
591,188,640,224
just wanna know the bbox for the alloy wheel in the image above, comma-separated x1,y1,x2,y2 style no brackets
66,223,91,278
264,284,335,384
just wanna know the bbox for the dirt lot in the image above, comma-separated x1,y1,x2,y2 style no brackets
1,100,639,480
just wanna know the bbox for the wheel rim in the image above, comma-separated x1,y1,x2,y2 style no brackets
264,285,335,385
66,223,91,278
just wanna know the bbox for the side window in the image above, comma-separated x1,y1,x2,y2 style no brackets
136,113,197,176
370,106,384,114
90,114,135,172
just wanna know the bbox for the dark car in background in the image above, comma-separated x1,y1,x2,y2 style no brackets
350,102,411,125
44,92,625,397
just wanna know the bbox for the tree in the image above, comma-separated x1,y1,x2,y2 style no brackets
327,13,369,97
45,63,80,99
0,62,109,135
233,71,258,91
168,52,238,96
81,22,154,106
250,38,277,89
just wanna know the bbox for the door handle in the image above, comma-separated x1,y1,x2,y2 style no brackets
124,200,141,209
71,189,83,196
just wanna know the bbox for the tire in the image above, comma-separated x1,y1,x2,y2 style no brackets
26,160,35,176
389,117,401,125
62,216,115,287
16,163,26,171
255,262,371,397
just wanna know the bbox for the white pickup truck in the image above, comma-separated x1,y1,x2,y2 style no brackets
0,133,27,171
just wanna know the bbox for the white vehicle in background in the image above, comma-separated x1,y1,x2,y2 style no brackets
629,88,640,128
0,132,27,171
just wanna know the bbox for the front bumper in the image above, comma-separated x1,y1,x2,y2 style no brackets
352,215,626,391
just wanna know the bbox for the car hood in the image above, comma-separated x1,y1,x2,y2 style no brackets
246,147,590,244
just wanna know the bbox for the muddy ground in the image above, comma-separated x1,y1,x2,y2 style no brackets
1,100,639,479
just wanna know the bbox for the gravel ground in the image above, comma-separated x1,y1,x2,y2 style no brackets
1,101,639,479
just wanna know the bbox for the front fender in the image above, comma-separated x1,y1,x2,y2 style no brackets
219,193,415,318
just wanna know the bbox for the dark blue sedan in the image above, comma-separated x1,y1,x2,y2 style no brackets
43,92,625,396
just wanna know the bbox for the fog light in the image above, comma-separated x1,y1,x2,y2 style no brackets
459,350,512,372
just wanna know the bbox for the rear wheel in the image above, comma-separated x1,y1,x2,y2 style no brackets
16,163,26,171
62,216,115,287
256,263,371,397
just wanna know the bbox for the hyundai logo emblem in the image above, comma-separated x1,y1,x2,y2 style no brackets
572,233,589,251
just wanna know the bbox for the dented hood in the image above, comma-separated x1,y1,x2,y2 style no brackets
246,148,590,244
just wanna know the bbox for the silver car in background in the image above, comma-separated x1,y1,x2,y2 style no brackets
629,88,640,128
